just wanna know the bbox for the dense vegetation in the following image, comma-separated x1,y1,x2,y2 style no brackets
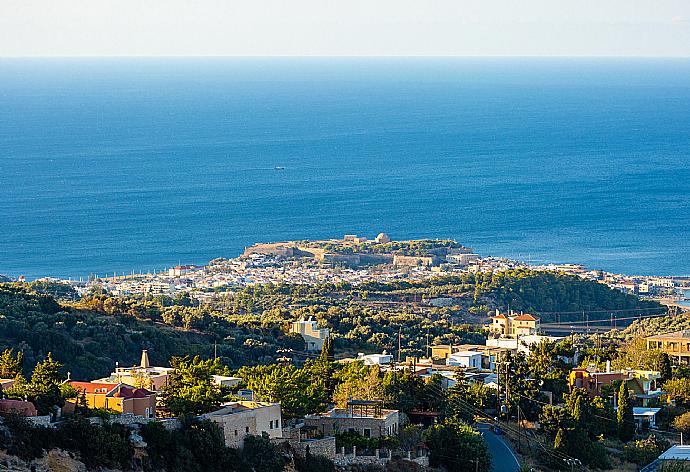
0,270,659,380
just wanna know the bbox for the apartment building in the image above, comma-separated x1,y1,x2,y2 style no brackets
291,317,329,351
646,330,690,365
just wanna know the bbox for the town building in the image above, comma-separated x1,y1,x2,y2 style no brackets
356,352,393,366
67,381,156,418
446,351,482,369
291,317,329,351
304,400,399,438
568,365,662,404
646,330,690,365
446,253,479,266
644,445,690,471
486,334,564,357
488,311,540,338
204,401,283,448
94,350,173,391
633,407,661,430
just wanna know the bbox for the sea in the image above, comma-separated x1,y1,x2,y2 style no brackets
1,58,689,280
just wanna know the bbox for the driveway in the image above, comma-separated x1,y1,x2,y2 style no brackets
477,423,521,472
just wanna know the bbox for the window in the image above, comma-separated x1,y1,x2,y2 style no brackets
363,428,371,438
234,430,238,436
269,420,273,429
246,426,250,433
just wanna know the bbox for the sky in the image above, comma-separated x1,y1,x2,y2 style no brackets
1,0,690,57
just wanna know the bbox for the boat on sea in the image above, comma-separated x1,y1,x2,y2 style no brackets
274,166,285,170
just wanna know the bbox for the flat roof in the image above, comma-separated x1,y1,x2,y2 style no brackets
647,330,690,340
659,445,690,461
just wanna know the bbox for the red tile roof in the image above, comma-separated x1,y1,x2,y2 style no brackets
69,381,153,399
70,381,118,395
513,314,538,321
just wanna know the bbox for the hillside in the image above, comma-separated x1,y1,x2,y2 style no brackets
0,271,660,378
0,284,299,380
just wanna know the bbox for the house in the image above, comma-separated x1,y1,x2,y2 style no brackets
97,350,238,391
356,352,393,366
446,253,479,266
67,381,156,418
431,344,463,360
488,311,540,338
446,351,482,369
291,317,329,351
643,445,690,472
486,334,564,357
633,407,661,430
96,350,173,391
568,365,662,404
204,401,282,448
212,375,243,387
646,330,690,365
0,399,37,417
304,400,399,438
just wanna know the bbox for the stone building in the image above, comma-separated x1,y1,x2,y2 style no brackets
204,401,283,448
291,317,329,351
304,400,399,438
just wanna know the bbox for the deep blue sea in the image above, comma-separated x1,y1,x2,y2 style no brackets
1,58,689,279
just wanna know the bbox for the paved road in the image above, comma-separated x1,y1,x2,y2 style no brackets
477,423,521,472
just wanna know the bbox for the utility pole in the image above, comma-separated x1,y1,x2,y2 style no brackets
496,358,501,419
517,405,522,454
398,326,402,364
505,361,511,420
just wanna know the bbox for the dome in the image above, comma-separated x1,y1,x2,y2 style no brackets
375,233,391,244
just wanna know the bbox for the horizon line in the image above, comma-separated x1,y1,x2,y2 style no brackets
2,54,690,59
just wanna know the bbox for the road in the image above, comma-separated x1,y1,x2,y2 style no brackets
477,423,521,472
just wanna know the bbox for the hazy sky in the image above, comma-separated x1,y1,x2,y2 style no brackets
2,0,690,57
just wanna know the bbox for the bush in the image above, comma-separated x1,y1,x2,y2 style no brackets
624,435,671,467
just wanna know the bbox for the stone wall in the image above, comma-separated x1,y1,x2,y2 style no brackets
293,437,336,460
333,447,429,469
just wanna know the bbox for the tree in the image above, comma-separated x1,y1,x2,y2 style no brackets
332,363,383,408
617,382,635,442
554,428,566,453
672,412,690,436
319,336,334,363
25,353,65,415
0,348,23,378
660,353,673,381
424,421,491,472
241,434,286,472
238,362,328,418
160,356,226,416
383,369,425,414
663,378,690,407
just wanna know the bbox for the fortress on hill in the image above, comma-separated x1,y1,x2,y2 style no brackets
242,233,478,268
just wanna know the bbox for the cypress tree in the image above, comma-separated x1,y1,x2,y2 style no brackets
617,382,635,442
320,336,334,363
660,353,672,381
